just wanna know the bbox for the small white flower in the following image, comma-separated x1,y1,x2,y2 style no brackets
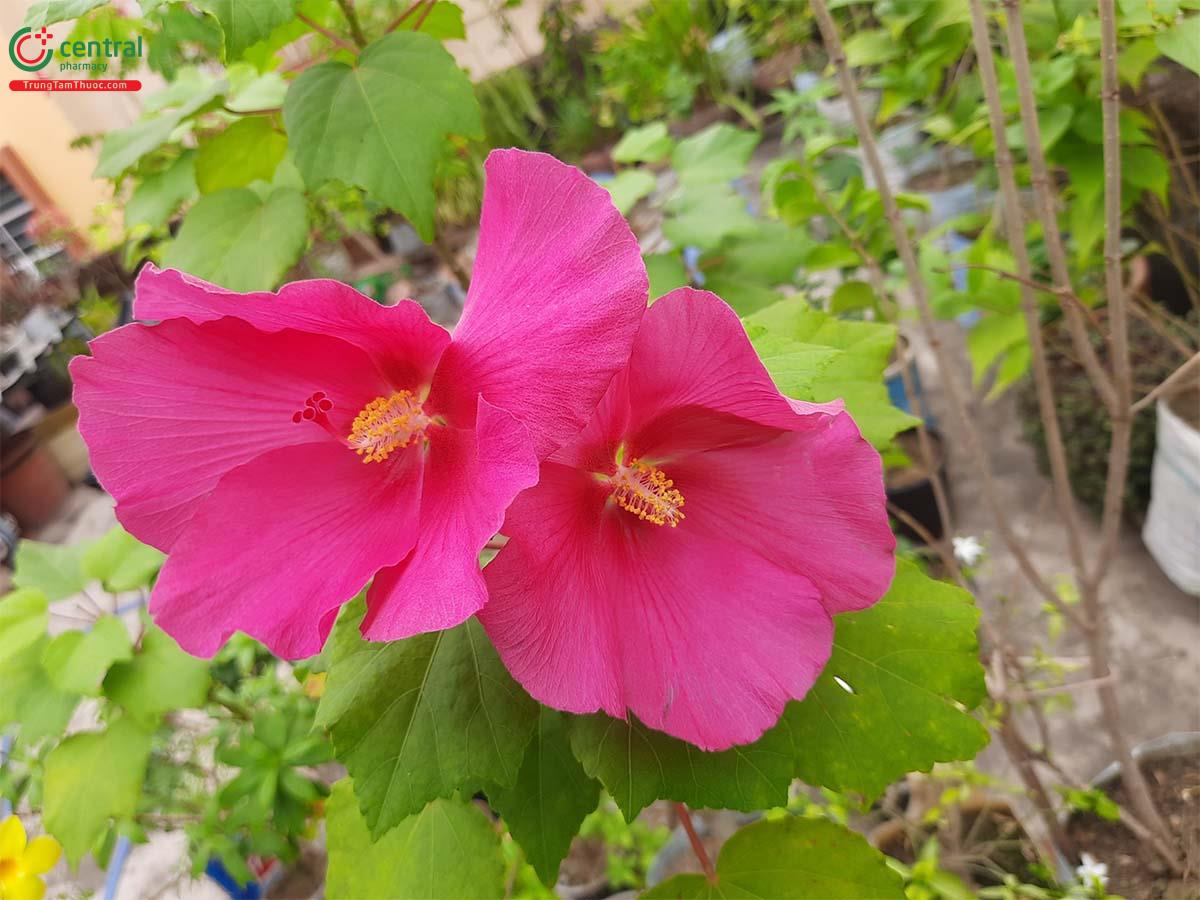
952,535,985,567
1076,853,1109,888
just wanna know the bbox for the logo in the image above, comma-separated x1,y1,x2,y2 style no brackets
8,27,54,72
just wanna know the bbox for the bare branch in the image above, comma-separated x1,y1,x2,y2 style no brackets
1132,351,1200,412
296,11,359,53
966,0,1090,589
808,0,1086,631
1001,0,1119,413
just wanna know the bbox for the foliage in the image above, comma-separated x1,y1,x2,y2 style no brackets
644,816,904,898
0,528,329,882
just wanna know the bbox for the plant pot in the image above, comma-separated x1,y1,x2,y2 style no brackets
555,835,611,899
1142,388,1200,596
1060,732,1200,899
32,403,90,484
886,428,949,543
0,429,70,531
885,335,934,426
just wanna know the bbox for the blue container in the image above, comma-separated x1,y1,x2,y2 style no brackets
885,338,935,427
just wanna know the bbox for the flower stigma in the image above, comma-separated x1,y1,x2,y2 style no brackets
348,390,433,463
609,457,685,527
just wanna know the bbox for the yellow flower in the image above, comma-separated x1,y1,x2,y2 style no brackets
0,816,60,900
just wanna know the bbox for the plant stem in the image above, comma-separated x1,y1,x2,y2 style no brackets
296,11,359,53
412,0,437,33
385,0,425,33
335,0,368,47
1085,0,1173,848
674,803,717,884
965,0,1090,611
1131,351,1200,412
809,0,1085,630
1000,0,1118,414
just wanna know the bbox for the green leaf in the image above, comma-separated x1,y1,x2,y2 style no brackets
1156,15,1200,76
317,601,538,838
672,123,759,185
0,637,79,741
566,714,792,821
745,334,843,400
966,310,1027,383
43,716,153,865
125,150,197,231
12,540,86,601
225,69,288,112
393,1,466,40
160,187,308,291
745,300,919,447
777,560,989,799
491,709,601,886
95,81,224,178
702,273,782,317
325,780,506,899
283,32,481,240
844,28,899,66
0,589,49,661
103,624,211,724
642,817,903,899
663,185,757,249
603,169,656,215
23,0,106,27
711,220,809,285
42,615,133,696
829,280,879,315
613,121,674,164
81,527,165,593
1119,36,1161,87
200,0,299,62
195,117,288,193
645,252,689,301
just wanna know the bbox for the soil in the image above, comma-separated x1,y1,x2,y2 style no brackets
1065,755,1200,900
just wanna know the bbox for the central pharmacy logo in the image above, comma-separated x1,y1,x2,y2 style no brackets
9,27,55,72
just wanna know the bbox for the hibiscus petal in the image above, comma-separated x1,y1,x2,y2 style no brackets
133,264,450,388
673,411,896,614
71,317,390,552
363,396,538,640
430,150,648,457
481,462,833,750
151,441,423,659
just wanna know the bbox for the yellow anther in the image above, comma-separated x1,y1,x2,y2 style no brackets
347,391,431,463
610,459,685,527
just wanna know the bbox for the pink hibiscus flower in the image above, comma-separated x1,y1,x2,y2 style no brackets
479,289,895,750
70,150,648,659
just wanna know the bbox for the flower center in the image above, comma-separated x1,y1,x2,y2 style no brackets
347,391,432,463
610,459,685,527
